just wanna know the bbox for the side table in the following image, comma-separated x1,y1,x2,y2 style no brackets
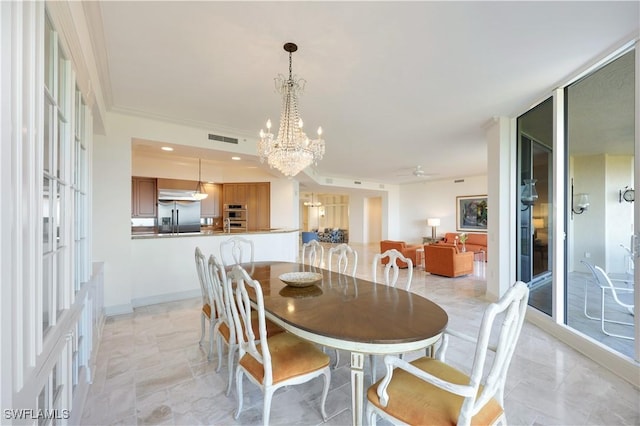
416,247,425,270
423,237,443,244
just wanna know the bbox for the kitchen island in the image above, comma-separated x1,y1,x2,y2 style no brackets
129,228,299,309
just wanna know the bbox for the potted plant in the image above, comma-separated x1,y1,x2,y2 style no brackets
458,233,468,252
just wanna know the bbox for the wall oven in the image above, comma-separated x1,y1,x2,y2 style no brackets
224,204,248,231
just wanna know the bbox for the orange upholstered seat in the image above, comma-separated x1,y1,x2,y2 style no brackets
367,357,503,425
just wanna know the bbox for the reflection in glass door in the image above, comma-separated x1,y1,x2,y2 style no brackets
517,98,554,315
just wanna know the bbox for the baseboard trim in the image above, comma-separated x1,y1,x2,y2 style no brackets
103,303,133,317
131,289,201,308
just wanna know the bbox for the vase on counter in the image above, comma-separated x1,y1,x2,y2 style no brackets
461,243,466,252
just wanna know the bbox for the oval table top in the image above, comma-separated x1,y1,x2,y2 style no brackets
238,261,448,349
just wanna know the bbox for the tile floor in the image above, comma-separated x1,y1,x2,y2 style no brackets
81,242,639,425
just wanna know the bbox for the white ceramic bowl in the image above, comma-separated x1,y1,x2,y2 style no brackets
279,272,323,288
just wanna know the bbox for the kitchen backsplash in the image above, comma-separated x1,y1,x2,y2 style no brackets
131,218,155,227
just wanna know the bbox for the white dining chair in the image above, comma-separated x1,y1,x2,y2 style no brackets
229,265,331,426
581,260,634,339
220,236,254,267
327,243,358,277
302,239,324,268
369,248,415,380
209,255,283,395
194,247,216,360
372,248,414,290
366,281,530,426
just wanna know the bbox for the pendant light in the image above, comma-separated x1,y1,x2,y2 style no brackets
193,158,208,200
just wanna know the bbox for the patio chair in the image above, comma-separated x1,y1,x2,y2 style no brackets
581,260,634,340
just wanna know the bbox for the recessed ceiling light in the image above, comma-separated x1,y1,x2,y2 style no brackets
231,156,241,161
161,146,174,151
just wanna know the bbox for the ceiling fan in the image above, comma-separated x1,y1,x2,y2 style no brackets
396,165,430,178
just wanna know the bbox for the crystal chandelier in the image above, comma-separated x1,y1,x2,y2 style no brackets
303,193,322,207
258,42,325,177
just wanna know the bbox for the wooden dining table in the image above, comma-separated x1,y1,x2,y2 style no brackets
240,261,449,426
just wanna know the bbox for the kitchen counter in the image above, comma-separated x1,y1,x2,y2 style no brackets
129,228,299,307
131,228,298,239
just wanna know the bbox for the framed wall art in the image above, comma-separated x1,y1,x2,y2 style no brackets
456,195,488,232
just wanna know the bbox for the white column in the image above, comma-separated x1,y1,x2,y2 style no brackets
485,116,516,300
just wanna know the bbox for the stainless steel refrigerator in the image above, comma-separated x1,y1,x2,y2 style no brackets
157,200,201,233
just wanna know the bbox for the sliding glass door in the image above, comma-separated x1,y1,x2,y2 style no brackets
516,48,636,360
517,98,554,315
565,50,636,358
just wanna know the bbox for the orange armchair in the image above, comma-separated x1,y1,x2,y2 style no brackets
440,232,487,261
379,240,421,268
424,244,474,277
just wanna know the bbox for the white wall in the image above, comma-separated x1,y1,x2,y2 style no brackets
93,130,133,310
348,195,366,243
365,197,382,243
398,176,487,243
572,155,606,272
571,154,633,274
606,155,634,273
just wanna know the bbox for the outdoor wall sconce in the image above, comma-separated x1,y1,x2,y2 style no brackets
619,186,634,203
571,178,590,215
521,179,538,211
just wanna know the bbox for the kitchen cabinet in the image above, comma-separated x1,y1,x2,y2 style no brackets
224,182,270,230
132,177,157,217
223,183,247,205
201,183,222,218
156,178,197,191
247,182,270,230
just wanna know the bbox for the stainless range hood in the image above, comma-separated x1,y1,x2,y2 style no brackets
158,189,199,201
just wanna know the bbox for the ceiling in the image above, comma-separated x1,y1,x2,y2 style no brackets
89,1,638,186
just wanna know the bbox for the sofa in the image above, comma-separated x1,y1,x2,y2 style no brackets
424,244,474,277
313,228,349,244
301,231,320,244
379,240,422,268
439,232,487,261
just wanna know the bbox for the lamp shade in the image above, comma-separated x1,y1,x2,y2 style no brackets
427,218,441,227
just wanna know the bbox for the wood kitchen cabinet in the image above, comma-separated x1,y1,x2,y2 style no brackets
131,176,157,217
223,182,270,230
223,183,247,205
201,183,222,217
247,182,270,230
156,178,197,191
